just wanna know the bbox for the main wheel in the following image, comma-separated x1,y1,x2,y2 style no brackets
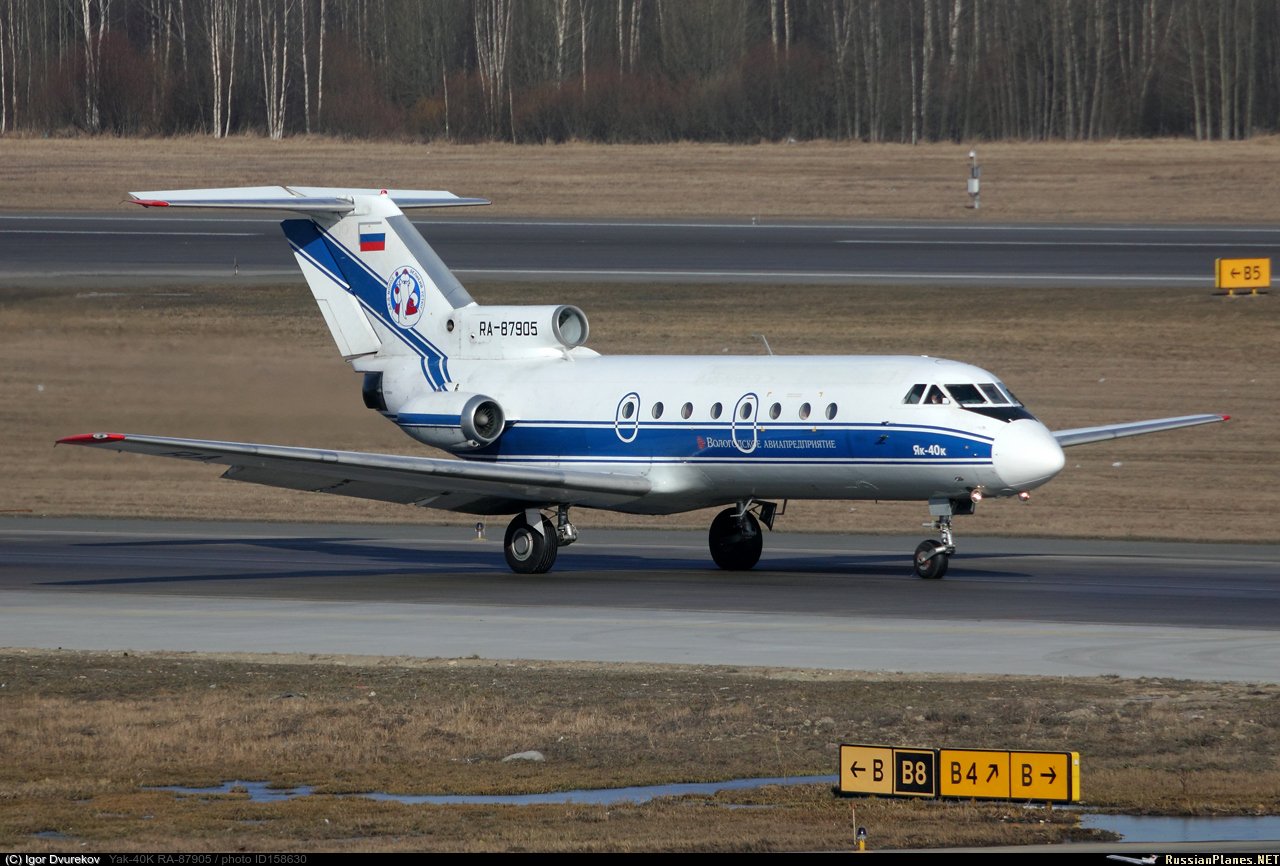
708,508,763,571
504,514,559,574
913,540,949,579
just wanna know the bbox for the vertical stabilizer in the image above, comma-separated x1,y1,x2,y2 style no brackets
129,186,489,389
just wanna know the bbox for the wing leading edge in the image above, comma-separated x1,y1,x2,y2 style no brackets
56,433,650,515
1052,413,1228,448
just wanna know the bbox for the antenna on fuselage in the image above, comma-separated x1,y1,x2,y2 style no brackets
753,334,774,356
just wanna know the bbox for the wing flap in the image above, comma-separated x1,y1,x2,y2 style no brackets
58,433,650,513
1052,414,1228,448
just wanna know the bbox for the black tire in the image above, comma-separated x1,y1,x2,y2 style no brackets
708,508,763,571
913,540,949,579
504,514,559,574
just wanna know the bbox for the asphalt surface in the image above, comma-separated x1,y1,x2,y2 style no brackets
5,211,1280,286
3,518,1277,682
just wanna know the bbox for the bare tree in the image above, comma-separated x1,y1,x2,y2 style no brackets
205,0,239,137
76,0,111,130
255,0,292,140
474,0,513,135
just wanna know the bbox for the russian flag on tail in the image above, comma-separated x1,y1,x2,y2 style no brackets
359,222,386,252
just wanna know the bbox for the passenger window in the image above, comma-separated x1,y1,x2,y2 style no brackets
622,402,635,419
651,401,664,419
903,384,926,404
799,402,811,420
945,384,987,405
681,402,693,419
825,402,838,420
924,386,948,405
739,402,752,420
710,402,723,420
769,402,781,420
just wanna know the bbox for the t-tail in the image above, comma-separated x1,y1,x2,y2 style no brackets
129,185,593,449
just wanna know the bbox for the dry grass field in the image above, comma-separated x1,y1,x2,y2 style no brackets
2,649,1277,852
4,135,1280,222
4,279,1271,542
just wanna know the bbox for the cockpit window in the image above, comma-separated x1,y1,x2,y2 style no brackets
997,382,1022,405
902,384,926,404
944,384,987,405
978,383,1006,404
924,385,948,405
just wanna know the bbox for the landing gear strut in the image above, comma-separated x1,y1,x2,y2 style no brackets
913,497,970,580
913,518,954,580
503,506,577,574
708,500,776,571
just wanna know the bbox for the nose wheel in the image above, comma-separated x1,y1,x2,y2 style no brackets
913,513,956,579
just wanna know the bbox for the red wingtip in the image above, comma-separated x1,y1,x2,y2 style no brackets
1222,415,1231,422
130,198,169,208
57,432,126,445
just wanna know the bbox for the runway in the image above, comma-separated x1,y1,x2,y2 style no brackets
3,518,1277,682
5,211,1280,286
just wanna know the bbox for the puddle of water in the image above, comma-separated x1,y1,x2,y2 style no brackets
152,775,836,806
152,781,314,802
1081,814,1280,843
148,781,1280,843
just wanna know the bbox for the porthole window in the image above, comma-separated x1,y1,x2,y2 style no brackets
651,401,664,419
799,402,811,420
710,402,723,419
739,402,753,420
681,402,693,419
622,402,635,419
825,402,838,420
769,402,781,420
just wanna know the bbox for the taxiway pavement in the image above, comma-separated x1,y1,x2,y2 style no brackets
3,518,1276,682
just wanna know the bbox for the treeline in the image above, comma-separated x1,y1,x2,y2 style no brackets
0,0,1275,142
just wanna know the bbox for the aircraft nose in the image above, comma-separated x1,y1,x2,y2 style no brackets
992,419,1065,491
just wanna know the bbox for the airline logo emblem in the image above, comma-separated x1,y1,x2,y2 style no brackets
359,222,386,252
387,266,424,328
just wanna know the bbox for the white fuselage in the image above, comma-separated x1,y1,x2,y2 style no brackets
379,352,1066,515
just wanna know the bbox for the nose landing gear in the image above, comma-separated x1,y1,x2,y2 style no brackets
913,517,954,579
913,497,970,579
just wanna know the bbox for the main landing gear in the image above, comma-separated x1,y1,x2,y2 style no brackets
503,506,578,574
708,500,777,571
912,497,972,579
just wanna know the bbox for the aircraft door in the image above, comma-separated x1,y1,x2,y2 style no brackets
731,393,759,453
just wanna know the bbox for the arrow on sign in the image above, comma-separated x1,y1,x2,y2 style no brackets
1232,268,1242,278
1041,767,1057,783
986,764,999,783
850,762,864,778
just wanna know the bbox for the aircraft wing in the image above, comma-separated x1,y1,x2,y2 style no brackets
1052,414,1228,448
57,433,650,515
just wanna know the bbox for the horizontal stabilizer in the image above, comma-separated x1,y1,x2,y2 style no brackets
56,432,650,514
1053,413,1228,448
129,186,490,213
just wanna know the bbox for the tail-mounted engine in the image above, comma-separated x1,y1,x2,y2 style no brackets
448,304,590,359
394,391,506,450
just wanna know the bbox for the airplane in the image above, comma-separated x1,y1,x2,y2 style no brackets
58,186,1228,579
